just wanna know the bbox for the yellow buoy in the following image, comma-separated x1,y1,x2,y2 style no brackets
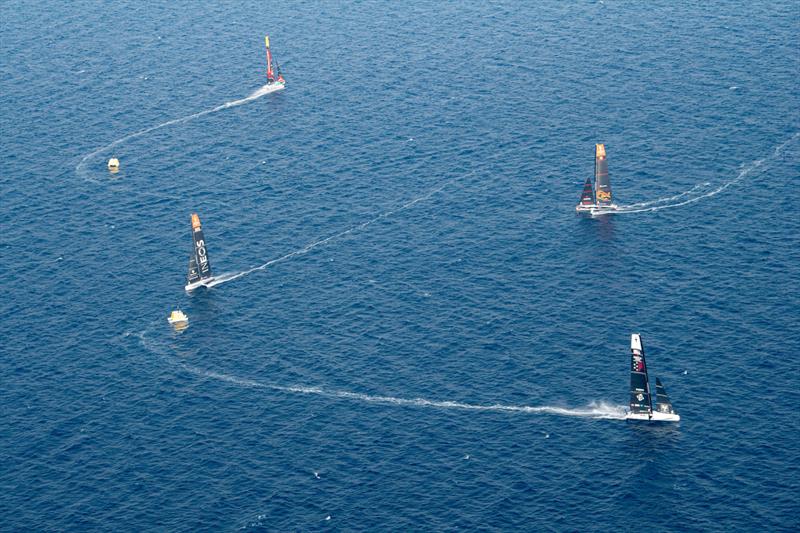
107,158,120,171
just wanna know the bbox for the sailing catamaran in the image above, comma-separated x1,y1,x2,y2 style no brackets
576,143,620,215
626,333,680,422
265,35,285,86
185,213,215,291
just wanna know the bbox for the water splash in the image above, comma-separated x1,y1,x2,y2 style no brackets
75,84,284,182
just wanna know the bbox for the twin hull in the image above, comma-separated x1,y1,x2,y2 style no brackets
625,411,680,422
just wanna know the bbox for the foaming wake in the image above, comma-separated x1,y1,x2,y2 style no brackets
614,159,765,215
209,178,457,287
75,84,284,181
610,133,798,215
622,182,713,209
198,366,627,419
135,328,626,420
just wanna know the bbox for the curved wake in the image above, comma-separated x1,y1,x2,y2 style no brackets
610,133,798,215
622,182,713,209
75,84,284,181
208,178,456,287
134,328,626,420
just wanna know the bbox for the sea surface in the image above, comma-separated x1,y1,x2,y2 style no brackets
2,1,799,531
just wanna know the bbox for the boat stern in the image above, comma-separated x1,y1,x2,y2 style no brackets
185,278,213,292
625,411,680,422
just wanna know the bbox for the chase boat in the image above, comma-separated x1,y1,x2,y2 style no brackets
167,309,189,325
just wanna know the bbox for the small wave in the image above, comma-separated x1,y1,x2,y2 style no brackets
75,84,284,181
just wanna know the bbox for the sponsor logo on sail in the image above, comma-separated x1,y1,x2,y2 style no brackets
196,239,209,272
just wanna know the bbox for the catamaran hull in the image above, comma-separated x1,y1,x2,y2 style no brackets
185,278,215,292
576,204,620,214
625,411,680,422
589,205,620,216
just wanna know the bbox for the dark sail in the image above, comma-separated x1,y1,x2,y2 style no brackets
190,213,212,281
655,378,676,415
594,144,612,206
578,177,595,206
629,334,652,416
187,256,201,285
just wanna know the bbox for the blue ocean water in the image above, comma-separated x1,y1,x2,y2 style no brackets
2,0,799,530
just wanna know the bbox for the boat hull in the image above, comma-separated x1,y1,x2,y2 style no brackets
576,203,620,214
589,205,620,216
185,278,214,292
625,411,680,422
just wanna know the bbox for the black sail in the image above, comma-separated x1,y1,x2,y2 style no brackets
655,378,676,415
190,213,212,281
595,144,612,206
187,256,200,285
629,334,652,416
579,177,595,206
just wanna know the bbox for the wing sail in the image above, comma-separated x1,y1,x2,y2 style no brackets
629,334,652,416
187,256,200,285
265,35,274,83
595,143,612,206
190,213,212,281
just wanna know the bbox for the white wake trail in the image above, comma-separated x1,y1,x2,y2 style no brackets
209,178,456,287
612,133,798,215
196,368,626,419
134,328,626,420
622,182,712,209
76,84,284,181
615,159,765,215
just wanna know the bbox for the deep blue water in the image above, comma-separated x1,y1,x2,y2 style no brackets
2,1,799,530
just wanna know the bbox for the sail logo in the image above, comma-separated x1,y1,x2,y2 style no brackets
597,190,611,201
195,239,209,271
